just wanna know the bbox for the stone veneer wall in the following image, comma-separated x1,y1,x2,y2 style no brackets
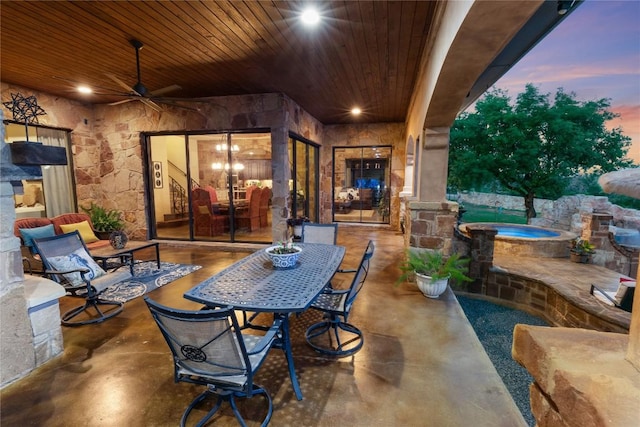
459,191,640,232
405,200,459,252
483,268,630,333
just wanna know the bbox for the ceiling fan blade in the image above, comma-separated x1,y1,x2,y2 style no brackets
108,98,136,106
106,73,140,95
149,84,181,97
140,97,163,112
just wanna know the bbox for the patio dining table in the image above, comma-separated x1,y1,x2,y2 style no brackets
184,242,346,400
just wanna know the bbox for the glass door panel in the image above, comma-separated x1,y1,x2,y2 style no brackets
288,136,319,226
151,135,191,240
333,146,391,224
231,132,272,243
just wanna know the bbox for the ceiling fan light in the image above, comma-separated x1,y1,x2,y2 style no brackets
77,86,92,94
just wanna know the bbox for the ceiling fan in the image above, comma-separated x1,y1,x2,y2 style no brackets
107,39,181,111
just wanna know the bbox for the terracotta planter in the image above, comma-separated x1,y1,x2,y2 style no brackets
415,273,449,298
570,252,591,263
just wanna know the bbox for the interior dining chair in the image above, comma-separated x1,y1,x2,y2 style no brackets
33,230,133,326
301,222,338,245
305,240,374,356
145,297,281,427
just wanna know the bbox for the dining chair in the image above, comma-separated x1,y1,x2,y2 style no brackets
259,186,271,228
236,187,261,231
33,230,133,326
301,222,338,245
305,240,374,356
145,297,281,427
192,187,228,236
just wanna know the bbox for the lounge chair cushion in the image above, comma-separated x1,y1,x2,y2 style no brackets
19,224,56,255
48,247,106,286
59,221,99,243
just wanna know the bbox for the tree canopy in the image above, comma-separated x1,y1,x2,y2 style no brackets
448,84,633,220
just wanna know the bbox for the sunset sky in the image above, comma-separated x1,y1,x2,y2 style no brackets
493,0,640,163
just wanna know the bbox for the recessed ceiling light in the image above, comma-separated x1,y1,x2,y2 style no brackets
301,7,320,26
77,86,92,94
351,107,362,116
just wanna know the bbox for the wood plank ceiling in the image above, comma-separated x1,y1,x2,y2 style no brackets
1,1,438,125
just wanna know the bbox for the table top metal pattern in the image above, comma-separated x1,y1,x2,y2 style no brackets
184,243,345,312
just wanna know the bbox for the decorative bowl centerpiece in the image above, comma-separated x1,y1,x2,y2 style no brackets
266,240,302,269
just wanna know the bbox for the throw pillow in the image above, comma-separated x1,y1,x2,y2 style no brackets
47,247,106,287
59,221,99,243
19,224,56,254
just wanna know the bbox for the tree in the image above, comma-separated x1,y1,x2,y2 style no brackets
448,84,633,221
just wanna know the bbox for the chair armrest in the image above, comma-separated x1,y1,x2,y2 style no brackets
45,267,90,276
245,318,282,355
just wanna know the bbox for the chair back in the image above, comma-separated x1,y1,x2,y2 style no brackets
344,240,375,310
248,187,261,216
33,230,89,277
302,222,338,245
192,187,212,214
144,297,253,391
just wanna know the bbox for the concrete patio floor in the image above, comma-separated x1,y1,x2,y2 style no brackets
1,225,527,426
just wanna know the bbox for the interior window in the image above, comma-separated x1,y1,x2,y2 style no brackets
4,122,75,218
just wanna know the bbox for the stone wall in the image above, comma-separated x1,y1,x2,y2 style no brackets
458,191,640,232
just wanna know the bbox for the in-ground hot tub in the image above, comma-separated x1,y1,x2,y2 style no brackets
459,223,578,258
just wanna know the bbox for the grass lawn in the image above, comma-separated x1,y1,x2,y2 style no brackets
460,203,527,224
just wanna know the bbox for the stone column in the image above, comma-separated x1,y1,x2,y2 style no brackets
418,127,449,202
406,127,459,254
467,226,498,293
406,200,459,254
0,112,36,386
270,126,290,243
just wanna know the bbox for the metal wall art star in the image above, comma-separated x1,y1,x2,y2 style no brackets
2,92,47,142
3,92,47,124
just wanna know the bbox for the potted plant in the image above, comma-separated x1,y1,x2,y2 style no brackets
377,190,390,221
396,249,472,298
265,239,303,269
81,202,126,246
569,238,595,263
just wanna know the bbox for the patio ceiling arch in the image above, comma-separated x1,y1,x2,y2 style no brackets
424,0,543,129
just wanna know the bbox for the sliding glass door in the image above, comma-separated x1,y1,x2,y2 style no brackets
332,146,391,224
149,131,272,243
